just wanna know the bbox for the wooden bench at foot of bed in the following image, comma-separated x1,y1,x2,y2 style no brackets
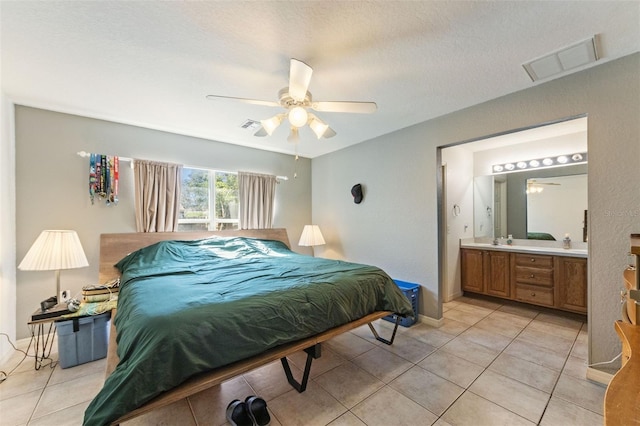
105,308,397,425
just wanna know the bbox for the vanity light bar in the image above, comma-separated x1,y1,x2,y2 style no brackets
492,152,587,174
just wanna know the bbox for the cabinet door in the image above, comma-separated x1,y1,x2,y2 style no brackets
556,257,587,313
486,251,511,298
461,249,484,293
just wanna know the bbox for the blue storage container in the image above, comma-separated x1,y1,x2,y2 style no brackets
55,312,110,368
383,280,419,327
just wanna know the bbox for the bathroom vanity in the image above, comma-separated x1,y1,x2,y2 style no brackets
460,242,588,314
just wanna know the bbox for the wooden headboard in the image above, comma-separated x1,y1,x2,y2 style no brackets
99,228,291,283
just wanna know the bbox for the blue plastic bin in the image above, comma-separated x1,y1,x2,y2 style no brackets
55,312,111,368
383,280,419,327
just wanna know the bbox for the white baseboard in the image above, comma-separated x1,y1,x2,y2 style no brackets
419,314,444,327
444,291,463,303
586,367,614,386
0,336,32,367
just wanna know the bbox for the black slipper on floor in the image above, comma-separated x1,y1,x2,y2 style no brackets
245,395,271,426
226,399,254,426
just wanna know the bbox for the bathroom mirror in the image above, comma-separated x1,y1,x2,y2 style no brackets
526,174,587,241
473,164,587,241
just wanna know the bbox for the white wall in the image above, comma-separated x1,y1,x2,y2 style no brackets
0,93,16,361
13,106,312,339
473,175,494,238
442,146,474,301
312,53,640,369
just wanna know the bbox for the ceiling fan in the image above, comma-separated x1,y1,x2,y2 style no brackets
526,179,560,194
206,59,377,143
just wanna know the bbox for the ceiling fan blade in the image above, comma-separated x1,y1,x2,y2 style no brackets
311,101,377,114
206,95,280,108
254,127,268,137
289,59,313,102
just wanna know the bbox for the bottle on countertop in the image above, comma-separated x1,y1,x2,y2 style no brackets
563,233,572,249
506,234,513,245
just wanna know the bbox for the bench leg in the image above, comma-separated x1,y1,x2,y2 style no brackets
280,344,321,393
368,315,400,345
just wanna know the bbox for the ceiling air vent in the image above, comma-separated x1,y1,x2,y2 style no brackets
523,36,599,82
240,119,261,130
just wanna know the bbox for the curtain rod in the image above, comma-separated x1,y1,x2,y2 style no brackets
76,151,288,181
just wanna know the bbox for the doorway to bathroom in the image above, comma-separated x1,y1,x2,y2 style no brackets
437,115,588,304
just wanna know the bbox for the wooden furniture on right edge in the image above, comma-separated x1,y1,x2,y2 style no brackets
604,235,640,425
461,248,587,314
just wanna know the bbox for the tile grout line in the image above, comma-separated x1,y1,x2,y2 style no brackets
432,303,539,425
26,363,56,425
452,301,594,425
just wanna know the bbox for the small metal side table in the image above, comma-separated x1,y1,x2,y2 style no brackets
27,304,70,370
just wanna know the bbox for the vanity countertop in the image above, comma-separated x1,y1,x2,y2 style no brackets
460,242,588,258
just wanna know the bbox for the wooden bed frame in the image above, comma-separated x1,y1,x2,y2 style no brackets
98,229,400,425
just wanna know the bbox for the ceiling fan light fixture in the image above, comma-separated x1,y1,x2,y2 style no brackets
309,117,329,139
288,106,308,128
287,127,300,144
261,114,284,136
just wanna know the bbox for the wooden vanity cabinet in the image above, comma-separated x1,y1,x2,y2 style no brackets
461,249,510,298
486,251,511,298
461,249,485,293
461,248,587,314
512,253,555,308
555,256,588,313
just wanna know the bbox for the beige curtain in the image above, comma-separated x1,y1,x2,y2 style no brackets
134,160,183,232
238,172,277,229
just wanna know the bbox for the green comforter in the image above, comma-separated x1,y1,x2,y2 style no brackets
83,236,414,425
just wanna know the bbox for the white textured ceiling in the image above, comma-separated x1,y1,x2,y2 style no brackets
2,1,639,159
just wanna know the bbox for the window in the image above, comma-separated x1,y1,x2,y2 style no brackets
178,168,239,231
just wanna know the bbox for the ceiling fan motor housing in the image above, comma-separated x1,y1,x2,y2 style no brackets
278,87,312,109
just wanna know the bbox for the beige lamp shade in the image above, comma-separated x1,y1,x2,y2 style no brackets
298,225,326,247
19,230,89,300
19,230,89,271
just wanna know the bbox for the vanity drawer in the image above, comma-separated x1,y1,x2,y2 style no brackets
515,283,554,307
514,253,553,268
514,266,554,286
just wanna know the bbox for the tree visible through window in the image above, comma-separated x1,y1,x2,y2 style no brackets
178,168,239,231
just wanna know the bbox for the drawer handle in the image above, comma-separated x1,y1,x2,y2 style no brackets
530,274,535,278
530,258,536,262
531,292,536,296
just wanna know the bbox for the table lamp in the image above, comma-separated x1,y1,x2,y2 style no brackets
18,230,89,304
298,225,326,257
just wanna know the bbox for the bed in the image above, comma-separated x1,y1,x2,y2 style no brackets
83,229,414,425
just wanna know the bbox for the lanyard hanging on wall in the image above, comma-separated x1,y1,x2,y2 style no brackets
89,153,119,206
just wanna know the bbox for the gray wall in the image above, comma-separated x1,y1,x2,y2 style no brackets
14,106,312,339
312,53,640,369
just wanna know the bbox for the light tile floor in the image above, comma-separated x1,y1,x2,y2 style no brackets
0,296,606,425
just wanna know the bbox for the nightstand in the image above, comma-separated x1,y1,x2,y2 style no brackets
27,303,71,370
